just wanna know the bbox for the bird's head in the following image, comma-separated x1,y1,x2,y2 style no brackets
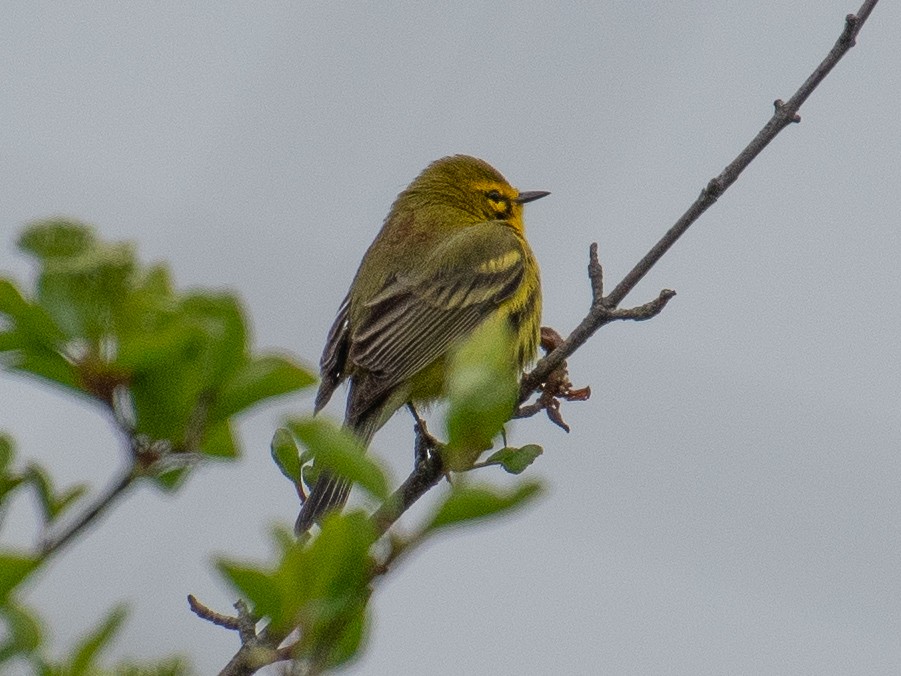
399,155,549,234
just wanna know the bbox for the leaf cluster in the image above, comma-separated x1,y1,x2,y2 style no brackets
0,221,316,674
218,321,545,672
0,219,314,480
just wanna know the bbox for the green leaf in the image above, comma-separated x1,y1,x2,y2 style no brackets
22,351,81,392
123,294,250,446
0,279,67,352
200,420,238,459
483,444,543,475
269,523,297,555
211,354,315,422
178,293,246,388
425,481,543,533
0,553,38,602
286,418,388,501
68,604,128,675
0,330,18,352
117,263,173,329
270,428,302,484
15,220,137,357
0,475,26,509
445,319,519,471
217,561,278,622
34,237,136,341
218,511,375,665
151,467,190,492
293,511,375,662
0,435,25,507
10,347,81,393
25,465,55,524
302,511,377,600
0,433,13,473
137,263,173,298
115,319,204,372
24,465,88,524
17,219,95,260
305,596,368,671
127,342,207,444
52,484,89,521
100,656,193,676
0,602,44,663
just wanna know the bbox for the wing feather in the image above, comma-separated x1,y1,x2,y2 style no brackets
314,293,350,412
347,223,526,407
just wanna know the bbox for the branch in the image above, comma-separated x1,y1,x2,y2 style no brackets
36,430,200,560
371,423,446,536
188,596,288,676
366,0,883,576
216,621,289,676
38,468,135,560
188,595,258,638
216,2,882,671
520,0,880,398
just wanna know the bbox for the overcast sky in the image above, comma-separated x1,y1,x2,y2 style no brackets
2,2,900,674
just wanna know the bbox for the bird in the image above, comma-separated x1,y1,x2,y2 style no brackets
295,155,548,533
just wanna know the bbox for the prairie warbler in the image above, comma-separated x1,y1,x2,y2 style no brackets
295,155,547,533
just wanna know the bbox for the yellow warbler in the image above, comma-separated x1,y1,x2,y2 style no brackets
295,155,548,533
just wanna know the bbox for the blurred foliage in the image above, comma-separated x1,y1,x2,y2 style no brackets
0,219,315,472
286,418,390,501
0,574,192,674
480,443,544,475
0,433,89,543
1,220,545,674
219,512,376,671
234,331,543,671
424,481,542,533
0,220,316,675
444,319,519,471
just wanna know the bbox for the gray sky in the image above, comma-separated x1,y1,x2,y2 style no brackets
2,2,900,674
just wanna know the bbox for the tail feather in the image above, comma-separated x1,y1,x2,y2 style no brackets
294,471,351,534
293,405,384,534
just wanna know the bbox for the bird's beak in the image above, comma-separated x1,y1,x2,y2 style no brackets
515,190,551,204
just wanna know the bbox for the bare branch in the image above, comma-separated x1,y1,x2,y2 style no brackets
606,289,677,322
218,623,286,676
588,242,604,301
187,595,254,634
522,0,880,396
371,427,445,536
367,0,882,549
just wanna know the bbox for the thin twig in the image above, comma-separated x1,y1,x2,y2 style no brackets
521,0,880,396
188,595,245,632
370,0,882,563
218,623,285,676
371,439,445,536
588,242,604,301
38,468,135,559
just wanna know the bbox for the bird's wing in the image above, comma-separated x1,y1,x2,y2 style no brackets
315,293,350,413
348,222,527,403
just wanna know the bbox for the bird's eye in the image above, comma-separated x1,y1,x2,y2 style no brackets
485,188,512,217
